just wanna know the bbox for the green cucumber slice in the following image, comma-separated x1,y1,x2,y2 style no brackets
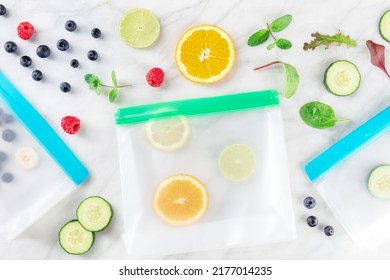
59,220,94,255
368,165,390,199
380,10,390,42
76,196,113,232
324,60,361,96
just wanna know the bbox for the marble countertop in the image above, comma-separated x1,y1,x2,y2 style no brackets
1,0,390,259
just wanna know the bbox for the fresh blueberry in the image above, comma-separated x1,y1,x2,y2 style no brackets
57,39,69,51
2,172,14,183
91,28,101,38
70,59,79,68
4,41,17,53
87,50,98,61
0,4,6,16
0,151,7,162
303,196,316,209
2,113,13,123
60,82,71,93
36,45,51,58
65,20,77,32
324,225,334,236
20,55,32,67
306,216,318,227
32,70,43,81
2,129,15,142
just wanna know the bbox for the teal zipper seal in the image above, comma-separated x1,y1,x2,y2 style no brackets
115,90,279,125
0,71,89,186
305,105,390,183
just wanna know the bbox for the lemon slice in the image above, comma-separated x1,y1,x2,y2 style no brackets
14,147,39,169
119,8,160,48
218,144,257,181
145,116,190,151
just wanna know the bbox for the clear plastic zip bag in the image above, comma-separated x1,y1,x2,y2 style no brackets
305,105,390,248
115,90,296,257
0,72,88,240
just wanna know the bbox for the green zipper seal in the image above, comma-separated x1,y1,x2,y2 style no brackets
115,90,279,125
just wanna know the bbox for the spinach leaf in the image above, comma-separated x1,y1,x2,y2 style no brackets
299,101,348,129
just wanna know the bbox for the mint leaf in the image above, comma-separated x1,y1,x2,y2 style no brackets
109,88,119,103
299,101,348,129
84,74,100,89
111,70,118,87
283,63,299,98
248,29,269,46
270,14,292,32
95,84,101,96
267,42,276,50
276,38,292,49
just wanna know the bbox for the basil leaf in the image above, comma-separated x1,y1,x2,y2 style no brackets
270,14,292,32
248,29,270,46
276,38,292,49
109,88,119,103
299,101,347,129
283,63,299,98
267,42,276,50
84,74,100,89
111,70,118,87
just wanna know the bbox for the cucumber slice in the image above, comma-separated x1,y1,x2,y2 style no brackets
368,165,390,199
380,10,390,42
76,196,113,232
324,60,361,96
58,220,94,255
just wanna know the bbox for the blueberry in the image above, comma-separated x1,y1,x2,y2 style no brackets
0,151,7,162
32,70,43,81
2,113,13,123
2,172,14,183
36,45,51,58
60,82,71,93
303,196,316,209
20,55,32,67
70,59,79,68
65,20,77,32
324,226,334,236
87,50,98,61
4,41,17,53
91,28,101,38
0,4,6,16
57,39,69,51
306,216,318,227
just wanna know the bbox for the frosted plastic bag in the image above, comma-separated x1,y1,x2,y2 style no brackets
0,72,88,240
305,105,390,248
116,90,296,257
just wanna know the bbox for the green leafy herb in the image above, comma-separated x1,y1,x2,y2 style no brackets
299,101,349,129
84,70,131,103
248,14,293,50
254,61,299,98
303,31,356,51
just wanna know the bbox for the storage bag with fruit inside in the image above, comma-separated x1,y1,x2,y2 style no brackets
305,104,390,248
0,72,88,240
115,90,296,257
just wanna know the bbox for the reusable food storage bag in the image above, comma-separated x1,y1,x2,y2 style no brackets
115,90,296,257
0,72,89,240
305,105,390,248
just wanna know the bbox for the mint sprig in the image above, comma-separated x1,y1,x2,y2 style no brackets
248,14,293,50
84,70,131,103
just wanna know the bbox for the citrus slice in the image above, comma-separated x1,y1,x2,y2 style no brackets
153,174,208,226
218,144,257,181
175,24,235,84
145,116,190,151
119,8,160,48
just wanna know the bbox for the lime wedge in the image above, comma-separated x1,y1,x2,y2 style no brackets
218,144,257,181
119,8,160,48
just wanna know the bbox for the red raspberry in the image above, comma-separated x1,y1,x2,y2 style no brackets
146,67,164,87
17,22,34,40
61,116,81,135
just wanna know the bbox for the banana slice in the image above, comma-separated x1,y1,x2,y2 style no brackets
14,147,39,169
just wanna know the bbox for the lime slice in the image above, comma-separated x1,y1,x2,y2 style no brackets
218,144,257,181
119,8,160,48
145,116,190,151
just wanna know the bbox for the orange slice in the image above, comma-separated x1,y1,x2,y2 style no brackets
153,174,208,226
175,25,235,84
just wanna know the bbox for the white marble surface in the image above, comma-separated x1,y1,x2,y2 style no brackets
1,0,390,259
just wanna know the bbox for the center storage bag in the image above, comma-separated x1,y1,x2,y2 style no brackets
116,90,296,257
0,72,89,240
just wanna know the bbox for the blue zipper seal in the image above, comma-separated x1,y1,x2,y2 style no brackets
305,106,390,183
0,71,89,186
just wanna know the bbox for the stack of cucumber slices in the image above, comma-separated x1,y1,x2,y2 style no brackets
59,196,113,255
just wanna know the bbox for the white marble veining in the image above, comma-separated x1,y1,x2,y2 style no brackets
1,0,390,259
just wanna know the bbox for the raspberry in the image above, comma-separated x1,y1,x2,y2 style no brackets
17,22,34,40
146,67,164,87
61,116,81,135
